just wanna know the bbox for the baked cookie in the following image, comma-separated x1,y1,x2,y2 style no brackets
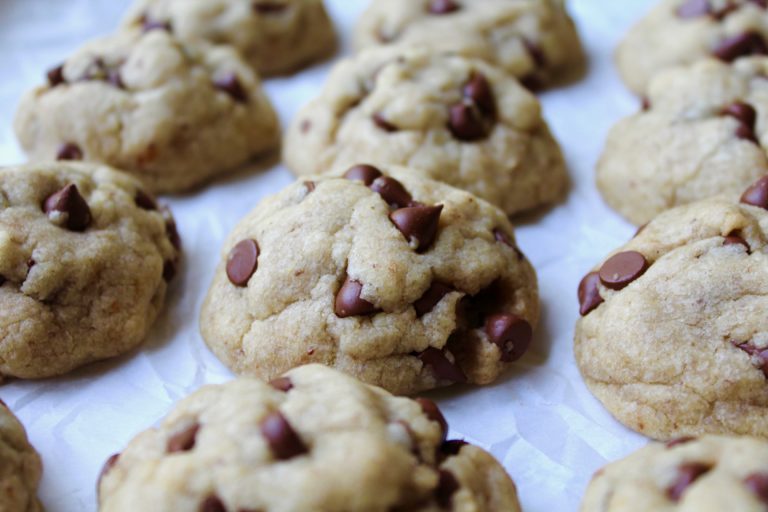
597,57,768,226
121,0,336,76
0,162,180,380
284,48,568,217
581,435,768,511
200,166,539,395
98,364,523,512
617,0,768,94
14,30,279,194
0,401,43,512
575,181,768,440
353,0,584,89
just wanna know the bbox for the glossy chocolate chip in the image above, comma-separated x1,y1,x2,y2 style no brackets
226,239,259,287
440,439,468,456
723,102,757,128
47,64,66,87
599,251,649,290
253,2,288,13
734,341,768,378
269,377,293,392
429,0,460,14
335,276,378,318
260,411,308,460
370,176,412,208
167,423,200,453
344,164,382,186
135,190,157,210
43,184,92,232
390,205,442,252
373,112,398,132
741,176,768,208
436,470,460,508
484,313,533,362
200,495,226,512
414,282,453,317
578,271,604,316
448,102,488,141
214,73,248,103
56,143,83,161
676,0,710,18
724,233,750,252
745,473,768,503
416,397,448,442
418,347,467,383
667,463,711,501
463,72,496,118
666,436,696,448
713,32,768,62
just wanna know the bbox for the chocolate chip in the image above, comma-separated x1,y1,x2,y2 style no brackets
163,208,182,250
745,473,768,503
214,73,248,103
200,495,226,512
335,276,378,318
578,271,604,316
344,164,382,186
416,398,448,442
667,463,711,501
414,282,453,317
741,175,768,208
135,190,157,210
599,251,649,290
666,436,697,449
448,102,489,141
418,347,467,383
43,184,92,232
724,233,750,252
523,39,547,67
260,411,307,460
436,470,460,508
373,112,398,132
163,260,177,281
226,239,259,287
713,32,768,62
167,423,200,453
440,439,468,456
269,377,293,392
641,97,651,111
463,72,496,118
56,143,83,161
304,181,316,193
736,123,760,144
723,102,757,128
389,205,442,252
460,280,506,329
734,341,768,378
253,2,288,13
428,0,460,14
370,176,413,208
676,0,711,18
47,64,66,87
484,313,533,362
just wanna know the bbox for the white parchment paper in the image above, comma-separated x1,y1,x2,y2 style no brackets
0,1,657,510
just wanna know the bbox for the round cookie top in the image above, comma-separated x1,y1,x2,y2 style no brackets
581,435,768,511
284,48,568,216
598,57,768,226
0,162,180,379
121,0,336,76
575,182,768,440
98,364,522,512
14,30,279,194
353,0,584,89
0,401,43,512
200,166,539,395
616,0,768,94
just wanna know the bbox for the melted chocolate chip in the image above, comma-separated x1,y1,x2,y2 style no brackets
598,251,649,290
47,64,66,87
226,239,259,287
167,423,200,453
723,102,757,128
578,271,604,316
344,164,383,186
56,143,83,161
214,73,248,103
741,176,768,208
723,233,750,252
676,0,711,18
135,190,157,210
370,176,413,208
736,123,760,143
414,282,453,317
260,411,308,460
373,112,398,132
745,473,768,503
335,276,378,318
269,377,293,392
418,347,467,383
713,32,768,62
436,470,460,507
484,313,533,362
448,102,489,141
667,463,711,501
390,205,443,252
463,72,496,118
200,495,226,512
43,183,92,232
416,397,449,441
428,0,461,14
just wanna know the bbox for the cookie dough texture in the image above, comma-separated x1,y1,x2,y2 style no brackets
581,435,768,511
14,30,279,194
598,57,768,226
98,364,522,512
0,163,180,379
354,0,584,88
617,0,768,94
0,402,42,512
122,0,336,76
200,167,539,395
284,48,568,216
575,197,768,440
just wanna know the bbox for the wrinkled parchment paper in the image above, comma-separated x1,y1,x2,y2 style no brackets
0,1,656,510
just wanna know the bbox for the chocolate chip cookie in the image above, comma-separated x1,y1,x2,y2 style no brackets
617,0,768,94
354,0,584,89
0,162,180,380
122,0,336,76
575,180,768,440
98,364,522,512
598,57,768,225
0,401,42,512
14,30,279,194
581,435,768,511
284,47,568,217
200,166,539,395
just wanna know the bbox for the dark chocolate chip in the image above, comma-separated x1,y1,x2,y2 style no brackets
463,72,496,118
163,260,177,281
259,411,308,460
428,0,460,14
269,377,293,392
370,176,413,208
389,205,443,252
335,276,378,318
56,143,83,161
484,313,533,362
162,209,182,250
666,436,697,448
344,164,383,186
418,347,467,383
135,190,157,210
520,74,544,92
226,239,259,287
416,397,448,442
440,439,468,456
304,181,316,193
713,32,768,62
167,423,200,453
723,102,757,128
736,123,760,143
200,495,226,512
641,97,651,111
448,102,489,141
43,183,92,232
734,341,768,378
460,280,506,329
676,0,711,18
214,73,248,103
436,470,460,508
578,271,604,316
667,463,711,501
523,39,547,67
373,112,398,132
253,2,288,13
598,251,649,290
47,64,66,87
745,473,768,503
741,176,768,208
414,282,453,317
723,233,750,252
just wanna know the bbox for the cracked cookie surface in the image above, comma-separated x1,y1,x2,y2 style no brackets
0,401,42,512
14,30,279,194
0,162,180,379
200,166,539,395
98,364,522,512
598,57,768,225
284,47,568,216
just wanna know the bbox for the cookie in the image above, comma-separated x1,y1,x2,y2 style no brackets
581,435,768,511
616,0,768,94
597,57,768,226
353,0,584,89
0,162,180,380
98,364,522,512
200,166,539,395
284,47,568,217
14,30,279,194
0,401,43,512
121,0,336,76
575,182,768,440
